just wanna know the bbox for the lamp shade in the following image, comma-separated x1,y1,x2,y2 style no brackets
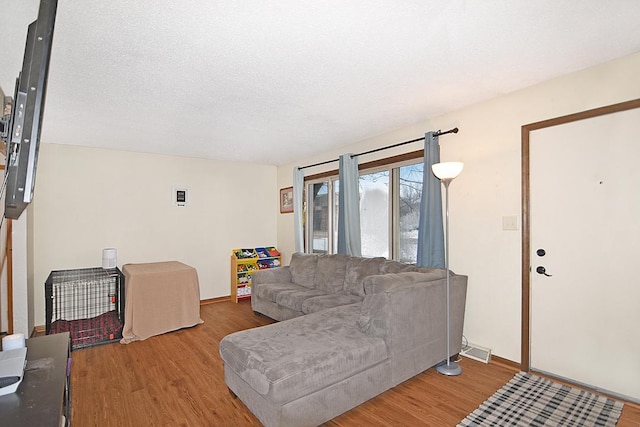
432,162,464,180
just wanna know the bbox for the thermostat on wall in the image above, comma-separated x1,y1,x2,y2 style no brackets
172,187,189,207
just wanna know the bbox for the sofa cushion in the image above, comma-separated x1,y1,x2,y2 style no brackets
344,257,385,296
301,294,363,314
275,288,328,312
313,254,350,294
254,282,305,303
289,252,318,288
219,304,387,405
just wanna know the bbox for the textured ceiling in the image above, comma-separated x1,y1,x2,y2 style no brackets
2,1,640,166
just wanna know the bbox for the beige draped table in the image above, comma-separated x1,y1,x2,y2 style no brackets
120,261,203,344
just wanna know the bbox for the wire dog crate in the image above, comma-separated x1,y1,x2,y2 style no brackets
45,267,125,350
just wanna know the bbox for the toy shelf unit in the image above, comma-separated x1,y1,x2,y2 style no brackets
231,247,281,303
45,267,125,350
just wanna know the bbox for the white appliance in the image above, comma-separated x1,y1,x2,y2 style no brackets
0,347,27,396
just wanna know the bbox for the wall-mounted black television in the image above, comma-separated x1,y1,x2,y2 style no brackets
0,0,58,220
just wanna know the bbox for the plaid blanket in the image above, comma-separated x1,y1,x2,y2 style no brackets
458,372,623,426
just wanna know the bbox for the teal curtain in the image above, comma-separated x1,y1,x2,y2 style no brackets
293,167,305,252
416,132,445,267
337,154,361,256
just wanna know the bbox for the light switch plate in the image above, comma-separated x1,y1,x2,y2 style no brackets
502,215,518,230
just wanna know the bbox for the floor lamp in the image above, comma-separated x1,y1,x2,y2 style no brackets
432,161,464,376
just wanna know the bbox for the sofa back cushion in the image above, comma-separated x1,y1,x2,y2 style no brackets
344,257,385,296
363,270,447,294
313,254,349,294
379,260,454,276
289,252,318,288
379,260,419,274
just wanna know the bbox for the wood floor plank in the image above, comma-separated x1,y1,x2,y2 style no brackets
68,299,639,426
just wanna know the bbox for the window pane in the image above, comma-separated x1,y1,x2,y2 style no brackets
360,171,389,258
304,159,425,262
398,163,423,263
310,182,329,254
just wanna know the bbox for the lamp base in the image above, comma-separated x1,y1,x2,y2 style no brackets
436,360,462,376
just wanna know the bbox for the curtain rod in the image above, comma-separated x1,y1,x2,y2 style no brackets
298,127,458,170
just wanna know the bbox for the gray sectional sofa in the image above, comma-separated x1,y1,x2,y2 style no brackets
219,253,468,427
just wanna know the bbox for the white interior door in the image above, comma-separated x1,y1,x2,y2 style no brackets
530,107,640,402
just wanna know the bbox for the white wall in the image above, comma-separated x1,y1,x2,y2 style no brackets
276,52,640,363
30,144,278,327
10,214,30,336
0,178,8,332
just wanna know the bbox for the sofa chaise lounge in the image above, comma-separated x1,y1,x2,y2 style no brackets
219,253,467,427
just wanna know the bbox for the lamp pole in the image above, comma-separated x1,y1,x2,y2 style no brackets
432,162,463,377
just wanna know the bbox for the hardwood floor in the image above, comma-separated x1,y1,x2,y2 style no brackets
70,300,640,426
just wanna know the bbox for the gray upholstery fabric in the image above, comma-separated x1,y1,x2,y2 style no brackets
278,362,390,427
358,270,446,337
252,266,292,285
378,259,418,274
251,296,303,321
415,265,453,274
301,294,363,314
219,304,387,405
361,270,447,294
254,282,303,303
343,256,384,296
313,254,349,293
251,268,297,317
357,273,467,385
289,252,318,288
224,356,391,427
229,253,468,427
276,288,327,312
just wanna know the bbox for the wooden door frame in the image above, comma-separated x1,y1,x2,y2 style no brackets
520,98,640,371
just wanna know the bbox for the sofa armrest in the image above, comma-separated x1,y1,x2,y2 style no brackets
358,273,468,353
357,273,467,386
252,266,292,287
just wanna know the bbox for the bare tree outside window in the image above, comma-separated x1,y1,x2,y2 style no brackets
398,163,424,263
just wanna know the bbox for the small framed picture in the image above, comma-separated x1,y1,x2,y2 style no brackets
280,187,294,214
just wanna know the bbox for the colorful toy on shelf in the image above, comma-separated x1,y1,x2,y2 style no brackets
231,247,282,303
265,246,280,257
234,248,258,259
256,247,269,258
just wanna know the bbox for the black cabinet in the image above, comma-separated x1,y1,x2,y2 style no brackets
0,332,71,426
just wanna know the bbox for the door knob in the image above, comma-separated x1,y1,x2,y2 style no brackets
536,266,552,277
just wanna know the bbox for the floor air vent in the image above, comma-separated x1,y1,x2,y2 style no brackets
460,343,492,363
